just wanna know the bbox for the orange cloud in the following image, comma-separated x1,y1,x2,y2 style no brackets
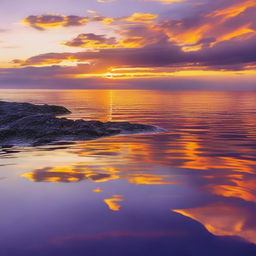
62,33,118,49
90,14,116,24
22,12,159,31
218,25,254,41
22,1,256,54
209,0,256,21
125,13,159,23
152,0,256,50
22,14,89,30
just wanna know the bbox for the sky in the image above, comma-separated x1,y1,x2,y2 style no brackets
0,0,256,89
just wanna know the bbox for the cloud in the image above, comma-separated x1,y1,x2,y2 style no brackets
12,45,184,68
22,14,89,30
47,0,256,52
152,0,256,51
13,34,256,72
62,25,166,49
1,65,255,89
22,12,159,30
116,23,170,48
62,33,118,48
124,13,159,23
3,0,256,88
191,36,256,68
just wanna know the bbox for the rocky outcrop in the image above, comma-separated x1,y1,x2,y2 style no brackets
0,101,157,147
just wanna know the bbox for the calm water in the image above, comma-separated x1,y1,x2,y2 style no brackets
1,89,256,256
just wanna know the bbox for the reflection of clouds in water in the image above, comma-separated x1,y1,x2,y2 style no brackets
126,174,175,185
22,166,176,185
70,129,256,175
22,167,118,183
2,90,256,253
93,187,103,193
173,199,256,244
104,195,123,211
207,173,256,202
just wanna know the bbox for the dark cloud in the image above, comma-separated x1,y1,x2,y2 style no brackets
13,34,256,71
1,66,255,90
151,0,256,51
191,36,256,68
12,45,185,68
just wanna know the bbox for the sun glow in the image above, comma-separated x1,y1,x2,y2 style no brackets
67,68,256,80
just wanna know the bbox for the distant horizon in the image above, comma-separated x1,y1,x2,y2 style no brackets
1,87,256,92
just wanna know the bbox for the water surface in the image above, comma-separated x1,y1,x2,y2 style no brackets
1,90,256,256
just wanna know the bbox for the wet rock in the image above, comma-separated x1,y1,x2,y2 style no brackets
0,101,157,147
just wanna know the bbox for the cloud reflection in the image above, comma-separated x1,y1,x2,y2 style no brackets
173,199,256,244
22,166,176,185
104,195,123,211
22,167,118,183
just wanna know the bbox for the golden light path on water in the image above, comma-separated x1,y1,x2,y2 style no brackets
0,89,256,253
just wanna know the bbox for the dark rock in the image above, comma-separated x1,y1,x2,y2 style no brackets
0,101,157,147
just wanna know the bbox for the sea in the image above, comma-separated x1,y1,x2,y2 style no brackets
0,89,256,256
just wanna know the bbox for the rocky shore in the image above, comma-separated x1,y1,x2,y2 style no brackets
0,101,157,147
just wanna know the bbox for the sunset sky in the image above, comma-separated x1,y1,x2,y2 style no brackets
1,0,256,89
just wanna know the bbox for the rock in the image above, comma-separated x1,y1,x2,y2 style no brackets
0,101,157,147
0,101,71,116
